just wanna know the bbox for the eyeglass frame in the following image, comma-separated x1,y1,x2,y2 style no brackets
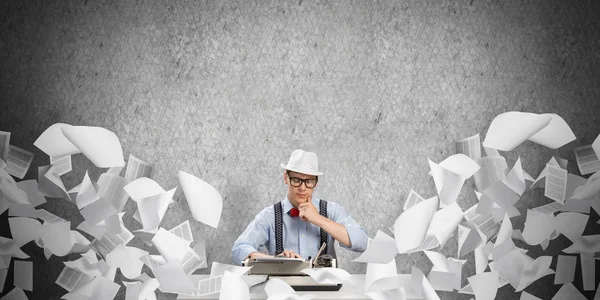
286,171,318,189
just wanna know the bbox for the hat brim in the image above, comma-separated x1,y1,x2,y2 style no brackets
280,163,323,176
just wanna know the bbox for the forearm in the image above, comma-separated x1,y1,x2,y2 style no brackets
311,215,352,248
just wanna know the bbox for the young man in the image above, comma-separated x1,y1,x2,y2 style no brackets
231,149,368,265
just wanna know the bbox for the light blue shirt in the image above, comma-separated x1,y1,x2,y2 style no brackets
231,196,368,265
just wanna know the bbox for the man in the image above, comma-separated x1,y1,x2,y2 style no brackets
231,149,368,265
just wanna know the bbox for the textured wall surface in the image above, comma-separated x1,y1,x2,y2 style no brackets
1,0,600,299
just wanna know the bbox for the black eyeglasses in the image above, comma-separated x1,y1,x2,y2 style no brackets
287,172,318,188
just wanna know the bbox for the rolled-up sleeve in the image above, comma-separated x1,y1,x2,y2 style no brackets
329,202,368,252
231,208,272,265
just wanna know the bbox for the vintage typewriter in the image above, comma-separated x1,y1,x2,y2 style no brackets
241,243,341,291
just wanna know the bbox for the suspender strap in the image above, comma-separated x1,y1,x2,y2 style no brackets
274,199,329,255
319,199,328,254
274,202,284,255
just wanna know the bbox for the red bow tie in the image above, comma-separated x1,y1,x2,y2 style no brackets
290,208,300,217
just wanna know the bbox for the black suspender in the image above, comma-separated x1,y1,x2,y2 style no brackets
319,199,328,254
274,199,328,256
274,202,284,255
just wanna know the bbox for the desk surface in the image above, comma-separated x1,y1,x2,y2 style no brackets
177,274,371,300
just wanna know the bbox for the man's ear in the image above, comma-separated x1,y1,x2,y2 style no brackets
283,172,288,184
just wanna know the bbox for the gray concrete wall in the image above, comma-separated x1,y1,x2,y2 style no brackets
1,0,599,299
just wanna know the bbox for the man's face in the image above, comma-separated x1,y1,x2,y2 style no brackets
284,171,318,207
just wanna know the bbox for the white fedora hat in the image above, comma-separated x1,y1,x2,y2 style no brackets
280,149,323,176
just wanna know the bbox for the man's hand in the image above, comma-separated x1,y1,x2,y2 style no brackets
277,249,302,259
299,196,320,223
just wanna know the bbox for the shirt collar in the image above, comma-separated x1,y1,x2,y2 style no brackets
282,196,319,214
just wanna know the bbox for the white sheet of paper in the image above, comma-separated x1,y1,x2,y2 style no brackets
428,159,466,207
563,235,600,253
8,204,37,218
574,145,600,175
154,259,197,294
9,217,42,247
210,262,252,277
40,221,73,257
39,165,70,200
301,268,351,285
76,171,100,209
516,256,554,291
438,154,480,178
138,188,175,231
532,202,563,214
76,220,106,240
521,291,542,300
571,171,600,201
482,111,551,151
0,236,29,258
0,287,28,300
55,266,93,292
365,288,407,300
581,252,595,291
170,220,194,243
79,196,118,226
403,189,425,211
473,155,508,192
455,133,482,159
62,274,121,300
0,173,27,205
555,212,588,242
33,123,81,157
545,164,568,203
502,157,525,196
394,196,438,253
264,277,296,298
458,222,484,258
554,255,577,284
152,227,190,262
90,226,134,258
50,155,72,176
353,230,398,264
106,244,148,279
364,260,397,291
193,239,208,269
565,174,588,205
96,172,130,212
124,177,165,202
0,269,7,293
178,170,223,228
0,131,10,163
219,271,249,300
139,277,160,300
15,180,46,207
428,202,464,247
474,243,493,274
527,113,576,149
552,282,587,300
61,126,125,168
409,267,440,300
467,271,498,300
5,145,34,180
124,154,153,182
521,209,555,246
492,214,516,260
483,181,520,218
13,260,32,291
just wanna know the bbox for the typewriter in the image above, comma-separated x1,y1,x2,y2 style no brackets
241,243,341,291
